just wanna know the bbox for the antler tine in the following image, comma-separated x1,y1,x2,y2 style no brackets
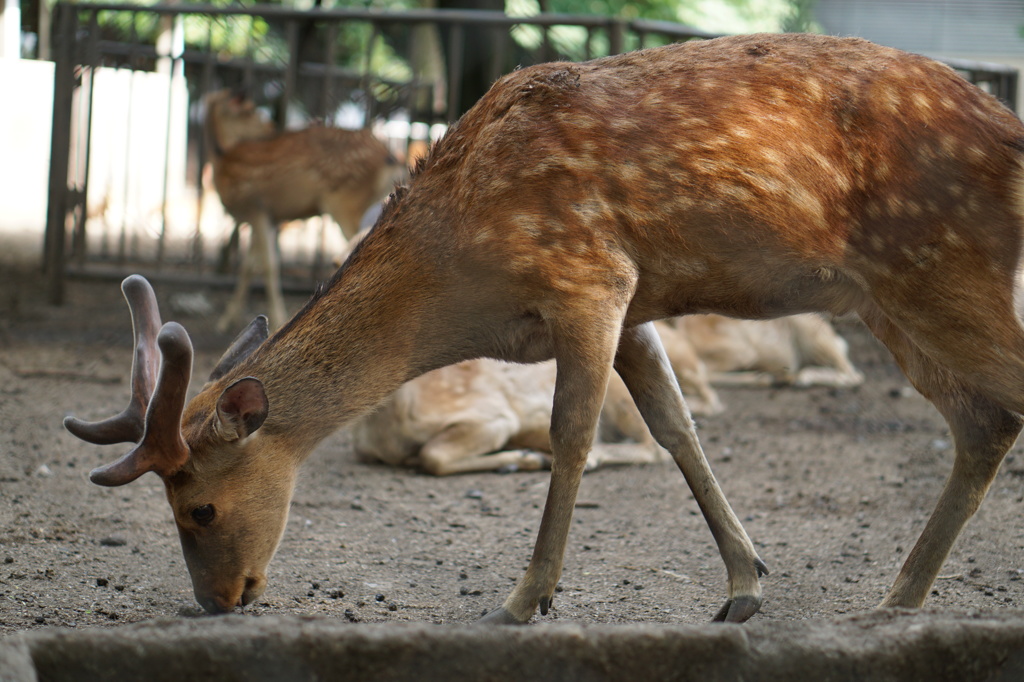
64,275,162,444
90,322,193,486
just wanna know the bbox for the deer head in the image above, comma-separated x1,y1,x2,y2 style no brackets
65,275,290,613
204,89,276,154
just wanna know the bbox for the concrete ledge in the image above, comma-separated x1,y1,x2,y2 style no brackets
4,609,1024,681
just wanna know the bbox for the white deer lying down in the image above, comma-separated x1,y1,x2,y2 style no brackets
351,314,861,475
675,314,865,388
66,34,1024,625
204,90,406,332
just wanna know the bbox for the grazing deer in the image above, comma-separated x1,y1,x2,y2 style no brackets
351,314,861,475
204,90,405,331
66,34,1024,624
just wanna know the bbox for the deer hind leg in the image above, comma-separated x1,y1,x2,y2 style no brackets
217,221,255,333
249,216,288,331
859,303,1024,608
218,216,288,332
614,321,767,622
480,305,626,624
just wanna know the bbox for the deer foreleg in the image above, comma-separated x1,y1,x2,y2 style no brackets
614,321,768,622
480,309,624,624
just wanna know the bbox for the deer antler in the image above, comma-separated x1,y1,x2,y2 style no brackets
64,275,161,444
64,275,193,486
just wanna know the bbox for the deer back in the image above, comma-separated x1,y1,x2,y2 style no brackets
397,33,1023,330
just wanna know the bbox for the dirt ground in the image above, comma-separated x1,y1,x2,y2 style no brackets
3,262,1024,637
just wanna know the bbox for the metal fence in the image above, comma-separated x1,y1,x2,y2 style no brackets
43,2,725,304
42,3,1020,305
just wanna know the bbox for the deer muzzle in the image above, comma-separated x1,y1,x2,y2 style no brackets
194,574,267,614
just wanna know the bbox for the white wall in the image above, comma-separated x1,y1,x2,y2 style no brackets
0,60,193,266
0,58,53,264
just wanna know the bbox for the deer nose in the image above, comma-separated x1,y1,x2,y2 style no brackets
240,575,267,607
195,575,266,613
197,592,239,614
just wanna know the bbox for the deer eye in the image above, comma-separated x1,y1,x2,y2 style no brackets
191,505,216,527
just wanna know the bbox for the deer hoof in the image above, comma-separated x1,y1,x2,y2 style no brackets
478,606,528,625
711,594,763,623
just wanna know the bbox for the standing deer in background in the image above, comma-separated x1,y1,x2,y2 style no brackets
205,90,405,331
66,34,1024,623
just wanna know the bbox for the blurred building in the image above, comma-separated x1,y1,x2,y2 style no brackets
815,0,1024,110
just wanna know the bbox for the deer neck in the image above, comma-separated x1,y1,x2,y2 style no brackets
231,225,463,453
205,117,228,160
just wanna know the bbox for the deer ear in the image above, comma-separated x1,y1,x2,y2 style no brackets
215,377,268,442
209,316,269,382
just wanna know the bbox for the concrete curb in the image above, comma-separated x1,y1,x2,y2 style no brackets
4,609,1024,681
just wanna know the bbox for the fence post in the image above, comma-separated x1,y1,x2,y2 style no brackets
43,2,77,305
608,18,625,55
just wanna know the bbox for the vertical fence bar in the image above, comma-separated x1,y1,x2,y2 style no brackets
71,10,101,266
157,11,185,269
312,18,339,282
44,3,76,304
486,22,506,86
282,18,299,124
117,11,140,264
193,16,218,270
445,22,463,123
1003,72,1018,113
608,18,625,56
361,20,380,125
320,21,338,121
243,15,255,95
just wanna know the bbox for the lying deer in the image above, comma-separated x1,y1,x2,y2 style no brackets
675,314,864,389
351,320,710,476
66,33,1024,624
204,90,405,331
351,314,862,475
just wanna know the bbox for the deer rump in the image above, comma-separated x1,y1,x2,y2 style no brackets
66,33,1024,626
